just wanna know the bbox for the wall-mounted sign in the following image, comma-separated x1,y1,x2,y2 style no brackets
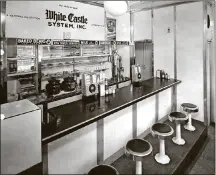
115,41,129,45
111,41,129,45
106,17,116,41
37,39,52,45
17,38,38,45
79,40,100,45
6,1,105,40
53,40,79,45
100,41,111,45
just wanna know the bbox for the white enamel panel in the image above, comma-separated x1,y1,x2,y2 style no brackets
48,123,97,174
176,2,204,122
116,12,130,41
137,96,156,136
158,88,172,120
134,10,152,41
103,106,133,160
153,6,174,78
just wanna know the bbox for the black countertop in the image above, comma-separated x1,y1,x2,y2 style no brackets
42,78,181,145
27,78,131,105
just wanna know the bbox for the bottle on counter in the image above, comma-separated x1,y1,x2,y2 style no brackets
105,79,109,95
156,70,161,78
165,73,168,80
99,83,105,96
160,70,163,79
162,70,165,79
108,86,113,95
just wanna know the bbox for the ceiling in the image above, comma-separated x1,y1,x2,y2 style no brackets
89,1,197,12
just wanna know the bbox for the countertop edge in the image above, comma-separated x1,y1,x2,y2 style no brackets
42,79,181,145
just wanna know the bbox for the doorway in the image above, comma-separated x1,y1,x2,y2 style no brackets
135,41,154,81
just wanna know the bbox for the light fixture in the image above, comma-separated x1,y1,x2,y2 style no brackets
104,1,128,17
0,13,5,24
0,49,4,56
0,41,4,56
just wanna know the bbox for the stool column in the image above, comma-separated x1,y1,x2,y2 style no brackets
184,113,196,131
176,123,181,140
159,139,165,156
172,121,185,145
136,161,142,174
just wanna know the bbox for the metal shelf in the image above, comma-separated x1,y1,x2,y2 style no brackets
41,68,108,81
73,61,108,65
41,54,110,63
7,71,37,77
7,57,36,61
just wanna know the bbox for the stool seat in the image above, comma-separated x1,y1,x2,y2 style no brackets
169,112,188,122
125,139,152,174
151,123,174,137
181,103,199,113
126,139,152,159
87,165,118,175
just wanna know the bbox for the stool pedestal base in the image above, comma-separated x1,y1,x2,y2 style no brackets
172,137,185,145
155,153,170,164
184,123,196,131
184,114,196,131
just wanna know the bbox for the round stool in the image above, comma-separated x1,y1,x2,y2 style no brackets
87,164,119,175
151,123,174,164
181,103,199,131
169,112,188,145
125,138,152,174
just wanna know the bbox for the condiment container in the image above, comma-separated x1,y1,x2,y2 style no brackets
99,83,105,96
108,87,113,94
156,70,161,78
165,73,168,80
105,79,109,95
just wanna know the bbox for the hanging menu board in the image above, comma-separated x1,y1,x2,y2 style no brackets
110,41,130,45
79,40,100,45
37,39,52,45
116,41,130,45
99,41,111,45
17,38,38,45
16,38,129,46
53,40,79,45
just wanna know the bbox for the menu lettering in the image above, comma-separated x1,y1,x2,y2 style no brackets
45,9,88,29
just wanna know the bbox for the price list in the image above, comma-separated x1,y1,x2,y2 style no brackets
16,38,130,46
17,38,38,45
79,40,100,45
53,40,79,45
